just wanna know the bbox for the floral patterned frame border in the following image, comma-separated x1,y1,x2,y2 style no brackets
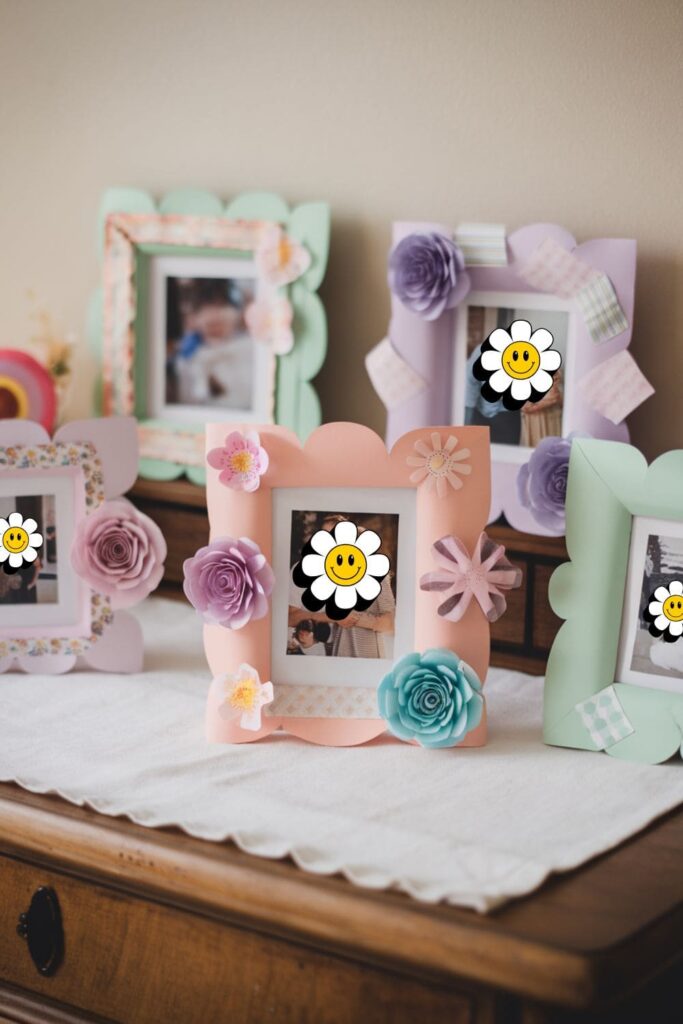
203,422,492,747
88,189,330,485
0,417,144,674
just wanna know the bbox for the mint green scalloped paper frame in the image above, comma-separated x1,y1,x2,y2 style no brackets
88,189,330,485
544,439,683,764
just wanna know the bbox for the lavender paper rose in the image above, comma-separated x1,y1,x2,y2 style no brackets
71,499,167,608
517,435,573,533
183,537,274,630
388,232,470,320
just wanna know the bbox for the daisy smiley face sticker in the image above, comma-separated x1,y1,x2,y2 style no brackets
292,519,390,621
472,319,562,411
645,581,683,642
0,512,43,574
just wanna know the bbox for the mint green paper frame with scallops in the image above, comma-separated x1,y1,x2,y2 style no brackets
88,189,329,485
544,439,683,764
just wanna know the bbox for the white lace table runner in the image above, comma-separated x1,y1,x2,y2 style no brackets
1,598,682,912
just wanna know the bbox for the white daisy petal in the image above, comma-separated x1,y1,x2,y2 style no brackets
654,586,670,603
530,328,554,352
367,553,390,578
654,614,669,630
310,574,336,601
356,575,381,602
510,320,532,342
649,601,664,616
480,349,503,372
450,462,472,476
414,439,432,458
436,475,448,498
22,546,37,563
510,378,532,402
356,530,381,556
448,447,471,463
301,553,325,578
28,533,43,548
8,553,23,568
669,621,683,636
529,369,554,394
488,368,511,394
540,349,562,372
488,328,511,352
446,472,464,489
22,518,38,534
0,519,8,533
670,581,683,596
409,467,429,484
430,432,442,451
0,549,7,562
310,530,336,556
333,521,358,546
335,585,358,609
8,512,23,528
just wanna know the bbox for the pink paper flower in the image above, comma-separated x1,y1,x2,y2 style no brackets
216,663,274,731
244,296,294,355
70,499,167,608
407,432,471,498
207,430,269,492
255,225,311,286
420,532,522,623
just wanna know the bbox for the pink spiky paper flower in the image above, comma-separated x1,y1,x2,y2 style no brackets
420,532,522,623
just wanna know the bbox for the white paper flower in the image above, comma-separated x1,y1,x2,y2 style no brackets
406,432,472,498
217,663,274,731
0,512,43,572
472,319,562,411
646,581,683,642
292,520,390,620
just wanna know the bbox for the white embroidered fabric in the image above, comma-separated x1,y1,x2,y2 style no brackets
1,598,682,912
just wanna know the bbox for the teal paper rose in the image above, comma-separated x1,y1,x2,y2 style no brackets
377,649,484,748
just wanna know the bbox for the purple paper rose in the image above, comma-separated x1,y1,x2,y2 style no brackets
517,436,573,533
71,499,167,608
388,232,470,321
183,537,274,630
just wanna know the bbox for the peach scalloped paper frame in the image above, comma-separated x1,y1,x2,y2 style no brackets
204,422,491,747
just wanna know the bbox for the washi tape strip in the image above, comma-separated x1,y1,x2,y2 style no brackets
575,274,630,343
365,337,428,410
575,685,635,750
519,237,598,298
578,349,654,424
454,223,508,267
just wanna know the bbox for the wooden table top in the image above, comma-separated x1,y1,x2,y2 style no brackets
0,781,681,1011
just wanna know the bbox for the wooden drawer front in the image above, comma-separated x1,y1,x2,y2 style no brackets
0,855,483,1024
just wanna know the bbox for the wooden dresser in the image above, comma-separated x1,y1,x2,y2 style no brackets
3,480,679,1022
0,785,681,1023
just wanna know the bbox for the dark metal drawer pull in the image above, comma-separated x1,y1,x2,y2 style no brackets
16,885,64,976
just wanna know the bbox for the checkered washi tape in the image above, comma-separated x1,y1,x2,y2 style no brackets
365,337,427,411
575,685,635,750
576,275,629,344
519,237,598,298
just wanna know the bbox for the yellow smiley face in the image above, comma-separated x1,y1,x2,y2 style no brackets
663,595,683,621
503,341,541,380
2,527,29,554
324,543,367,586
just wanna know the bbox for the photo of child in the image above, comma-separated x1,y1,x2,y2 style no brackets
628,531,683,683
287,510,399,660
464,304,568,448
165,275,256,411
0,495,58,606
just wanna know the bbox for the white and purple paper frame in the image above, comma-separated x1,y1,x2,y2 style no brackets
0,417,144,674
385,222,638,535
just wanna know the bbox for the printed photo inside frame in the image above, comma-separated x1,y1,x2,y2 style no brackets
188,422,521,748
544,439,683,765
0,417,166,674
367,222,652,536
89,189,330,484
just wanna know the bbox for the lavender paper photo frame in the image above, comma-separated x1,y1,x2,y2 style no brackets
379,222,644,536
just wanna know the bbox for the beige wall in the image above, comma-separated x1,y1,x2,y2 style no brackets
1,0,681,458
